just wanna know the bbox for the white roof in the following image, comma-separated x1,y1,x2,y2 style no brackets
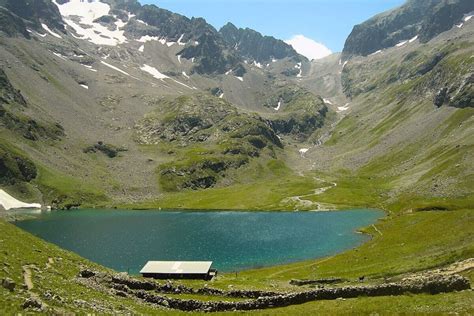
140,261,213,274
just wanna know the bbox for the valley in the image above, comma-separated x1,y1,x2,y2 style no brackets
0,0,473,314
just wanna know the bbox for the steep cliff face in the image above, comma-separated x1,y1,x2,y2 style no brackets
0,0,65,31
342,0,474,58
219,22,301,63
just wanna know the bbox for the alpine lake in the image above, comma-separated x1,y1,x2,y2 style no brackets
15,209,383,274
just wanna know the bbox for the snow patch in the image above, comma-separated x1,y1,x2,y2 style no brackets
101,61,132,77
274,100,282,111
219,93,224,99
337,103,350,112
52,52,67,61
296,62,302,77
137,35,160,43
253,61,262,69
80,84,89,89
456,23,464,28
235,76,244,82
396,40,408,47
138,45,144,52
0,189,41,211
225,69,232,75
464,15,473,22
140,64,169,80
369,50,382,56
323,98,333,105
408,35,418,43
177,55,182,64
177,34,185,46
182,71,190,79
41,23,62,39
27,29,47,37
54,0,127,46
299,148,309,155
83,64,97,72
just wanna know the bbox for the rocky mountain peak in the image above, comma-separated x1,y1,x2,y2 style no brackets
0,0,64,32
219,22,301,63
342,0,474,58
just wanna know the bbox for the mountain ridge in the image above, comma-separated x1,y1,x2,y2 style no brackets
342,0,474,58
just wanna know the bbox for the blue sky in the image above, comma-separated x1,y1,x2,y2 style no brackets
140,0,405,53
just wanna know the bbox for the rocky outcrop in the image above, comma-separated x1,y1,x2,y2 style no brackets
0,7,30,37
219,22,301,63
419,0,474,43
0,147,37,185
179,33,241,75
136,94,284,191
83,141,128,158
434,87,448,107
0,69,27,106
0,69,65,141
449,73,473,108
1,277,16,291
264,86,328,141
0,0,65,32
342,0,474,58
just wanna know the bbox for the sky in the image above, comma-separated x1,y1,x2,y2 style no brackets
140,0,405,58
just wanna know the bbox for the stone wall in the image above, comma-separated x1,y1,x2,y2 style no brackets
78,269,471,312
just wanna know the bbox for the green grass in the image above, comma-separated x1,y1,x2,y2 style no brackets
123,173,319,210
1,207,473,314
35,165,108,208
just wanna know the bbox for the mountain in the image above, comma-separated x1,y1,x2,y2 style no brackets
342,0,474,58
0,0,64,32
0,0,321,207
0,0,469,210
0,0,473,314
219,22,302,63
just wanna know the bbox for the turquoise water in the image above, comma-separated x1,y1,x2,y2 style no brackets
15,209,382,274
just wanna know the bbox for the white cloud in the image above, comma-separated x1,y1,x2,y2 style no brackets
285,35,332,60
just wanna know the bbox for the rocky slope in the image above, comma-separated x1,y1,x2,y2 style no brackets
342,0,474,58
0,0,326,207
0,0,471,212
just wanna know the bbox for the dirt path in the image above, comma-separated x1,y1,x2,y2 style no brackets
372,224,383,236
280,177,337,210
406,258,474,278
22,265,34,290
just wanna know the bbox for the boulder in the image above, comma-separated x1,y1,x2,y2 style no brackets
1,277,15,291
22,297,43,310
